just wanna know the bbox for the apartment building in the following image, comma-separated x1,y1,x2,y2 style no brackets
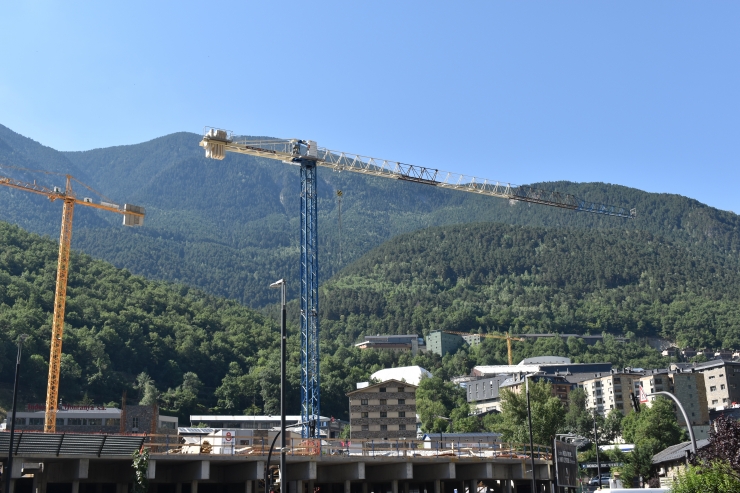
690,360,740,410
577,371,644,415
497,374,575,408
633,371,709,428
466,376,508,414
577,369,709,438
347,379,418,439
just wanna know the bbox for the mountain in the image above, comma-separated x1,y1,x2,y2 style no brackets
1,123,739,311
319,222,740,351
0,219,672,423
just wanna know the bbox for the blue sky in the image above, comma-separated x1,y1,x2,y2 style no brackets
2,2,739,212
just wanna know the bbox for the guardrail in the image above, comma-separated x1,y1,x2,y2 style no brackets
145,435,552,460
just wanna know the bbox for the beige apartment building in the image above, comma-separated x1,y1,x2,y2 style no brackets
688,360,740,410
579,371,644,415
578,369,709,436
347,379,417,439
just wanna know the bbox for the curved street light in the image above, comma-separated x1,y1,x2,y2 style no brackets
649,391,697,455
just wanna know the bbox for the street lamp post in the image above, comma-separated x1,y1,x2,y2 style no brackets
5,334,28,493
525,374,537,493
649,391,697,455
593,412,601,490
269,279,287,493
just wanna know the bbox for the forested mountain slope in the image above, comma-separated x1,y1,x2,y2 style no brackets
0,220,671,421
1,123,740,309
320,222,740,351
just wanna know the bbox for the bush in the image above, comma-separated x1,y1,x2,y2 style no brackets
670,461,740,493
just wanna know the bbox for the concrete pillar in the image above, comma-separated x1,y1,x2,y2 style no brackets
246,481,254,493
308,481,314,493
404,483,409,493
362,483,368,493
191,481,199,493
72,481,80,493
391,480,398,493
434,480,440,493
345,481,351,493
504,481,512,493
467,480,476,493
8,479,15,493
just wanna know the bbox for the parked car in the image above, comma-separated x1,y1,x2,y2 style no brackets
588,474,611,486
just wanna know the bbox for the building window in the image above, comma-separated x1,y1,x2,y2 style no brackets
361,399,368,405
160,421,176,429
56,418,64,427
105,418,120,427
398,412,406,418
379,387,386,393
132,417,140,429
398,387,404,393
398,399,405,405
29,418,44,426
68,418,86,426
710,386,717,392
380,425,387,431
380,399,387,405
399,424,406,431
88,419,102,426
361,412,368,418
362,425,369,431
709,376,716,380
380,412,387,418
712,399,718,404
720,374,725,377
722,384,726,390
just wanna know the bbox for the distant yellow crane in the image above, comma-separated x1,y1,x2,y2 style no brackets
445,331,525,365
0,167,145,432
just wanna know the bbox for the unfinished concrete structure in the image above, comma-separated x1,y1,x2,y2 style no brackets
0,433,557,493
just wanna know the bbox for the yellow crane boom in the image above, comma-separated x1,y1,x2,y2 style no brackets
444,331,525,365
0,169,145,432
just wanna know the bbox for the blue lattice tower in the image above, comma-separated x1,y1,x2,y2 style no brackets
300,160,320,438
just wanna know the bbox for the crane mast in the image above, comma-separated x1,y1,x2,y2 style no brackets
0,168,145,432
200,128,635,438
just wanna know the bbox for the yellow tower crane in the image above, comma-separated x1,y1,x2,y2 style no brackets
444,331,525,365
0,166,145,432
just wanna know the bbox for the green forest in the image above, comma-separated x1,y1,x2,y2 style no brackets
0,218,684,423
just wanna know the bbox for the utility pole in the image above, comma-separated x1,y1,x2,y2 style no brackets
6,335,28,493
270,279,287,491
525,374,537,493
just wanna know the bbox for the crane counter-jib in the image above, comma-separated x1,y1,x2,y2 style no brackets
199,134,636,219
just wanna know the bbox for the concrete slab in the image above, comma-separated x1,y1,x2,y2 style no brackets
365,463,412,481
317,462,365,483
414,463,455,481
456,463,492,481
284,461,317,481
220,461,266,482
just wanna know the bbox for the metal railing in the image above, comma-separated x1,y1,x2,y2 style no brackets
144,434,552,460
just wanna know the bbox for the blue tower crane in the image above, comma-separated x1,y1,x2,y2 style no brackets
200,128,636,438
